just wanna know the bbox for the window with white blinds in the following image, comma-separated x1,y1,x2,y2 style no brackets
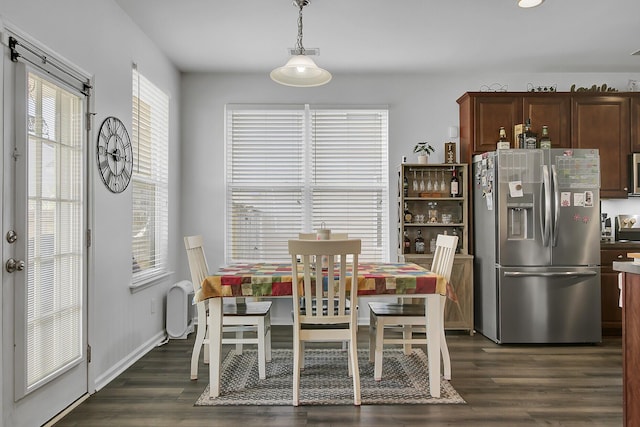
225,104,389,263
131,67,169,283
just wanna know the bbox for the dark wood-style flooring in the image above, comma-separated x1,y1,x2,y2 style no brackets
54,326,622,426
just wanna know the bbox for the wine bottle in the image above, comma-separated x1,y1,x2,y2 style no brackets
539,125,551,149
403,202,413,223
403,175,409,197
450,169,460,197
429,237,436,254
497,127,510,149
403,230,411,254
452,227,460,253
415,230,425,254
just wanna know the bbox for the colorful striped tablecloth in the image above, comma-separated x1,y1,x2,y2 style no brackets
195,262,453,303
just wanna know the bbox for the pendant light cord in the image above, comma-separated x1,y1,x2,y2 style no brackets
295,0,306,55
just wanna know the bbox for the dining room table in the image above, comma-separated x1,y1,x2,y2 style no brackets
194,261,452,400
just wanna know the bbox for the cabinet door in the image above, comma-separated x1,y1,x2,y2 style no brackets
572,96,630,198
601,271,622,334
632,96,640,153
474,96,522,153
523,96,571,148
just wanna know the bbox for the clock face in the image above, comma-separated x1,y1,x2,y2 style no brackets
96,116,133,193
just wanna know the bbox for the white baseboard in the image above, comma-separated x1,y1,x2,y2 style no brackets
93,331,167,391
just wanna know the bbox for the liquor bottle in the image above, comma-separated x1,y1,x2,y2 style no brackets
497,127,510,149
403,230,411,254
539,125,551,149
403,175,409,197
524,118,537,149
450,169,460,197
415,230,425,254
452,227,460,253
429,237,436,254
403,202,413,223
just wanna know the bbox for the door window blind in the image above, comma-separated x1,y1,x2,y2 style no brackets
225,105,388,263
23,71,84,392
131,67,169,283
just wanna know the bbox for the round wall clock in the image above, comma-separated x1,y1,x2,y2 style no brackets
96,116,133,193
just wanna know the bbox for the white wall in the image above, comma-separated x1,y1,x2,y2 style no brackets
180,71,640,323
180,71,640,271
1,1,181,425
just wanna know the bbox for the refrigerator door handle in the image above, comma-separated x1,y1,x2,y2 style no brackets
541,164,551,247
551,164,560,247
504,271,598,278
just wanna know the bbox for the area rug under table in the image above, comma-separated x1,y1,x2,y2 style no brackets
195,348,465,406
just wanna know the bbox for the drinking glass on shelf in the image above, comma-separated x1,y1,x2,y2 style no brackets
440,170,446,192
412,170,418,192
419,171,425,192
426,170,433,191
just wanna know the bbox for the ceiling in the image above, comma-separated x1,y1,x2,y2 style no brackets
114,0,640,75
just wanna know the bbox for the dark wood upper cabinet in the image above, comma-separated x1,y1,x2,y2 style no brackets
458,94,521,160
632,97,640,153
459,92,638,199
571,96,630,198
523,96,571,148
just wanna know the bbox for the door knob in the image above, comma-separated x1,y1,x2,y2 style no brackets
6,258,25,273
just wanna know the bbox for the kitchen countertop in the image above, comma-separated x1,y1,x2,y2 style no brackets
613,261,640,274
601,240,640,249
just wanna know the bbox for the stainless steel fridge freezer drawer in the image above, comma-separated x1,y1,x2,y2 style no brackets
497,266,602,344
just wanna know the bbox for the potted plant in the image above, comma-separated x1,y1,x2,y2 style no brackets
413,142,435,164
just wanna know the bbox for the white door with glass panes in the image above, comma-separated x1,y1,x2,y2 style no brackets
2,53,89,425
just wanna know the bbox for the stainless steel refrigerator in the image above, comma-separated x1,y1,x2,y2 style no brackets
473,149,601,344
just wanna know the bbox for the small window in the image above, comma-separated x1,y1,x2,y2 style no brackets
131,66,169,283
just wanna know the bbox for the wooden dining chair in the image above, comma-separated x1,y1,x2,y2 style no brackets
288,238,362,406
184,235,272,381
296,232,350,357
368,233,458,381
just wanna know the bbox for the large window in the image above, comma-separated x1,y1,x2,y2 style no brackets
131,66,169,283
225,104,389,263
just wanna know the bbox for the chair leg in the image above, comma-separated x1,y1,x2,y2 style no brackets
349,329,361,406
368,311,376,363
191,321,206,380
235,330,243,354
265,313,272,362
293,335,302,406
402,324,413,355
257,319,266,380
203,326,210,365
374,316,385,381
440,295,451,380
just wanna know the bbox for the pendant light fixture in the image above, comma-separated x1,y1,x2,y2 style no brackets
518,0,544,8
270,0,332,87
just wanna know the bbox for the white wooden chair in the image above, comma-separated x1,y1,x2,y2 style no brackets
368,234,458,381
288,238,362,406
184,235,272,380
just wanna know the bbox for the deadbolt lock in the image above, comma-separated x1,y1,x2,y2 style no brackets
6,230,17,244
